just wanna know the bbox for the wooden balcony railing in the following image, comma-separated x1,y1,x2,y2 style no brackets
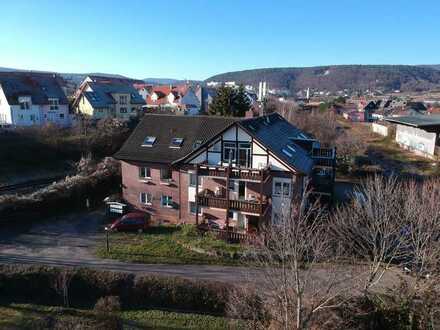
197,195,267,214
196,164,269,181
198,227,259,245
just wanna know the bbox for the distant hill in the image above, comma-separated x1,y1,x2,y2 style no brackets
206,65,440,93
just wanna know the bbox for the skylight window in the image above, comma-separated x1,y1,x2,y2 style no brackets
170,137,184,148
141,136,156,147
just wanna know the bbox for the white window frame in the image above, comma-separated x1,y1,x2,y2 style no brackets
140,192,152,205
189,201,202,215
223,142,236,163
273,179,291,198
119,95,128,104
49,98,59,110
161,195,173,208
19,100,30,110
139,167,151,179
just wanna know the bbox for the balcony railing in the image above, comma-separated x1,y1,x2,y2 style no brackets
196,164,269,181
312,147,335,159
314,158,336,167
197,195,267,214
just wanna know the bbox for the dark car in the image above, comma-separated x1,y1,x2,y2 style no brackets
106,212,149,233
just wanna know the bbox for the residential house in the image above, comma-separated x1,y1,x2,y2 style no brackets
143,85,201,115
0,72,70,127
114,113,336,232
385,115,440,159
73,76,145,120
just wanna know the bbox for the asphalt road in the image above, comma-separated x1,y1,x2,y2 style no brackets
0,210,405,289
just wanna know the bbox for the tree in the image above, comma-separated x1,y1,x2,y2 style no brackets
209,85,251,117
331,176,408,294
208,86,233,116
231,84,252,117
229,190,360,329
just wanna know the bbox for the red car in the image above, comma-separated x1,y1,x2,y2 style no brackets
106,212,149,233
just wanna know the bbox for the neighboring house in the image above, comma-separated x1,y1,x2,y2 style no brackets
199,87,217,114
343,110,365,122
143,85,201,115
0,72,70,127
385,115,440,159
73,76,145,120
114,113,336,232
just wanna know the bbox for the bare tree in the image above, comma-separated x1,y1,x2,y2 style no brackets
403,179,440,279
54,269,75,308
229,192,360,330
331,176,408,294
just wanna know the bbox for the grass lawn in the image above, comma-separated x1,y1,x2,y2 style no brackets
96,225,250,266
0,303,241,329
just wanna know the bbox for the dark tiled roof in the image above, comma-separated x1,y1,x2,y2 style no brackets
115,113,316,174
84,82,145,108
0,72,68,105
114,114,237,163
239,113,315,174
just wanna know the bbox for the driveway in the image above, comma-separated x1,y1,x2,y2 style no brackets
0,211,256,283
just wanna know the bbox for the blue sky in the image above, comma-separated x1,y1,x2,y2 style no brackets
0,0,439,80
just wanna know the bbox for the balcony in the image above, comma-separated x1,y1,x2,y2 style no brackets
312,147,335,159
196,164,269,182
197,195,267,214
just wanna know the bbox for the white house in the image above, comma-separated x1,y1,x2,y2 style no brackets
0,72,70,127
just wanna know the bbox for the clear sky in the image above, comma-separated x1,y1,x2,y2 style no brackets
0,0,439,80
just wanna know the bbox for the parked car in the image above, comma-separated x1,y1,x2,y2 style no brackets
105,212,149,233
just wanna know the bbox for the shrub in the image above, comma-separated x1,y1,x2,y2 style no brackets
180,224,198,238
94,296,121,313
0,264,231,316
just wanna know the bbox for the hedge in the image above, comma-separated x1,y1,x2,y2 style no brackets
0,265,230,316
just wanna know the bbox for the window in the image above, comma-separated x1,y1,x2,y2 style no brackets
160,168,172,181
19,100,30,110
141,136,156,147
161,195,173,208
274,181,291,197
30,114,36,122
170,137,184,148
228,179,235,191
139,167,151,179
140,192,152,205
223,142,236,163
59,113,64,119
189,201,201,215
131,107,136,113
120,107,128,113
49,98,59,110
119,95,128,104
238,142,251,167
189,173,201,187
